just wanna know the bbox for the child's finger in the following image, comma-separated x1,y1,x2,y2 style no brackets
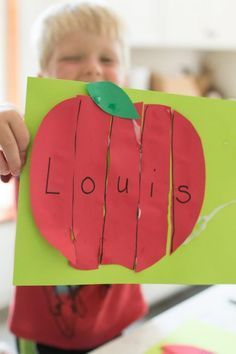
0,125,22,176
0,151,10,175
9,115,30,166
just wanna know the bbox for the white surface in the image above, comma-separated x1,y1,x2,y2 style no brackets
91,285,236,353
0,180,15,210
142,284,188,307
0,222,15,309
0,311,17,354
163,0,236,50
109,0,166,47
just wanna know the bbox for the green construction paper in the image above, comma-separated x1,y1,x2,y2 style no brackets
87,81,140,119
145,320,236,354
13,77,236,285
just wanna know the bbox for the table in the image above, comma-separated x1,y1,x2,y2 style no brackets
91,285,236,353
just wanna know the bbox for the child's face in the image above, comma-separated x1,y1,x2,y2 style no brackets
42,31,127,86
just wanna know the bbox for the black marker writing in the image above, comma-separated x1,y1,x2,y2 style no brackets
81,177,95,194
176,185,191,204
117,176,128,193
45,157,60,195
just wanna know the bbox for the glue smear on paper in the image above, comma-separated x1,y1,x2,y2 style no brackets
184,199,236,245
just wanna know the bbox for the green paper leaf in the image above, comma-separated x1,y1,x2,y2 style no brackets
87,81,140,119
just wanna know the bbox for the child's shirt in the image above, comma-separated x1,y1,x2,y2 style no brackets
9,284,147,350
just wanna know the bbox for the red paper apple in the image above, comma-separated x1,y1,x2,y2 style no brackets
30,95,205,271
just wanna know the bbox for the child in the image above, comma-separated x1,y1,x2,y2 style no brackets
0,2,147,353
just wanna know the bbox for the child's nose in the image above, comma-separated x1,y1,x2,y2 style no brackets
83,58,102,78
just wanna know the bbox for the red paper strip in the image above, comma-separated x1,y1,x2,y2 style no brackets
72,96,111,269
162,344,214,354
135,105,171,271
30,96,110,269
171,111,205,252
101,103,143,269
30,97,79,265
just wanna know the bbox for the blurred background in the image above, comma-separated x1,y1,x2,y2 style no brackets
1,0,236,351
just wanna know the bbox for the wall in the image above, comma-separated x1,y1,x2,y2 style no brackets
206,52,236,98
0,0,6,101
18,0,60,108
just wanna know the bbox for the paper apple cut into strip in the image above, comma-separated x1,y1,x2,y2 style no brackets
100,103,143,269
30,95,205,271
133,104,172,271
161,344,214,354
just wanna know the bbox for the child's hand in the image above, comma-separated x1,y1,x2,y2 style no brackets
0,104,30,181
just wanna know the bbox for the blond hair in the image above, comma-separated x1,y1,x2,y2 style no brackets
31,1,129,71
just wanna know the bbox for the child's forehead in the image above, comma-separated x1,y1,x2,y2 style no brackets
59,26,120,41
55,30,121,50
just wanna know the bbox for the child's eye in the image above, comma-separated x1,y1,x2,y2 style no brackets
100,57,114,64
60,56,82,62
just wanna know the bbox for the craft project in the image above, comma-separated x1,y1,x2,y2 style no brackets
29,90,205,271
13,78,236,285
